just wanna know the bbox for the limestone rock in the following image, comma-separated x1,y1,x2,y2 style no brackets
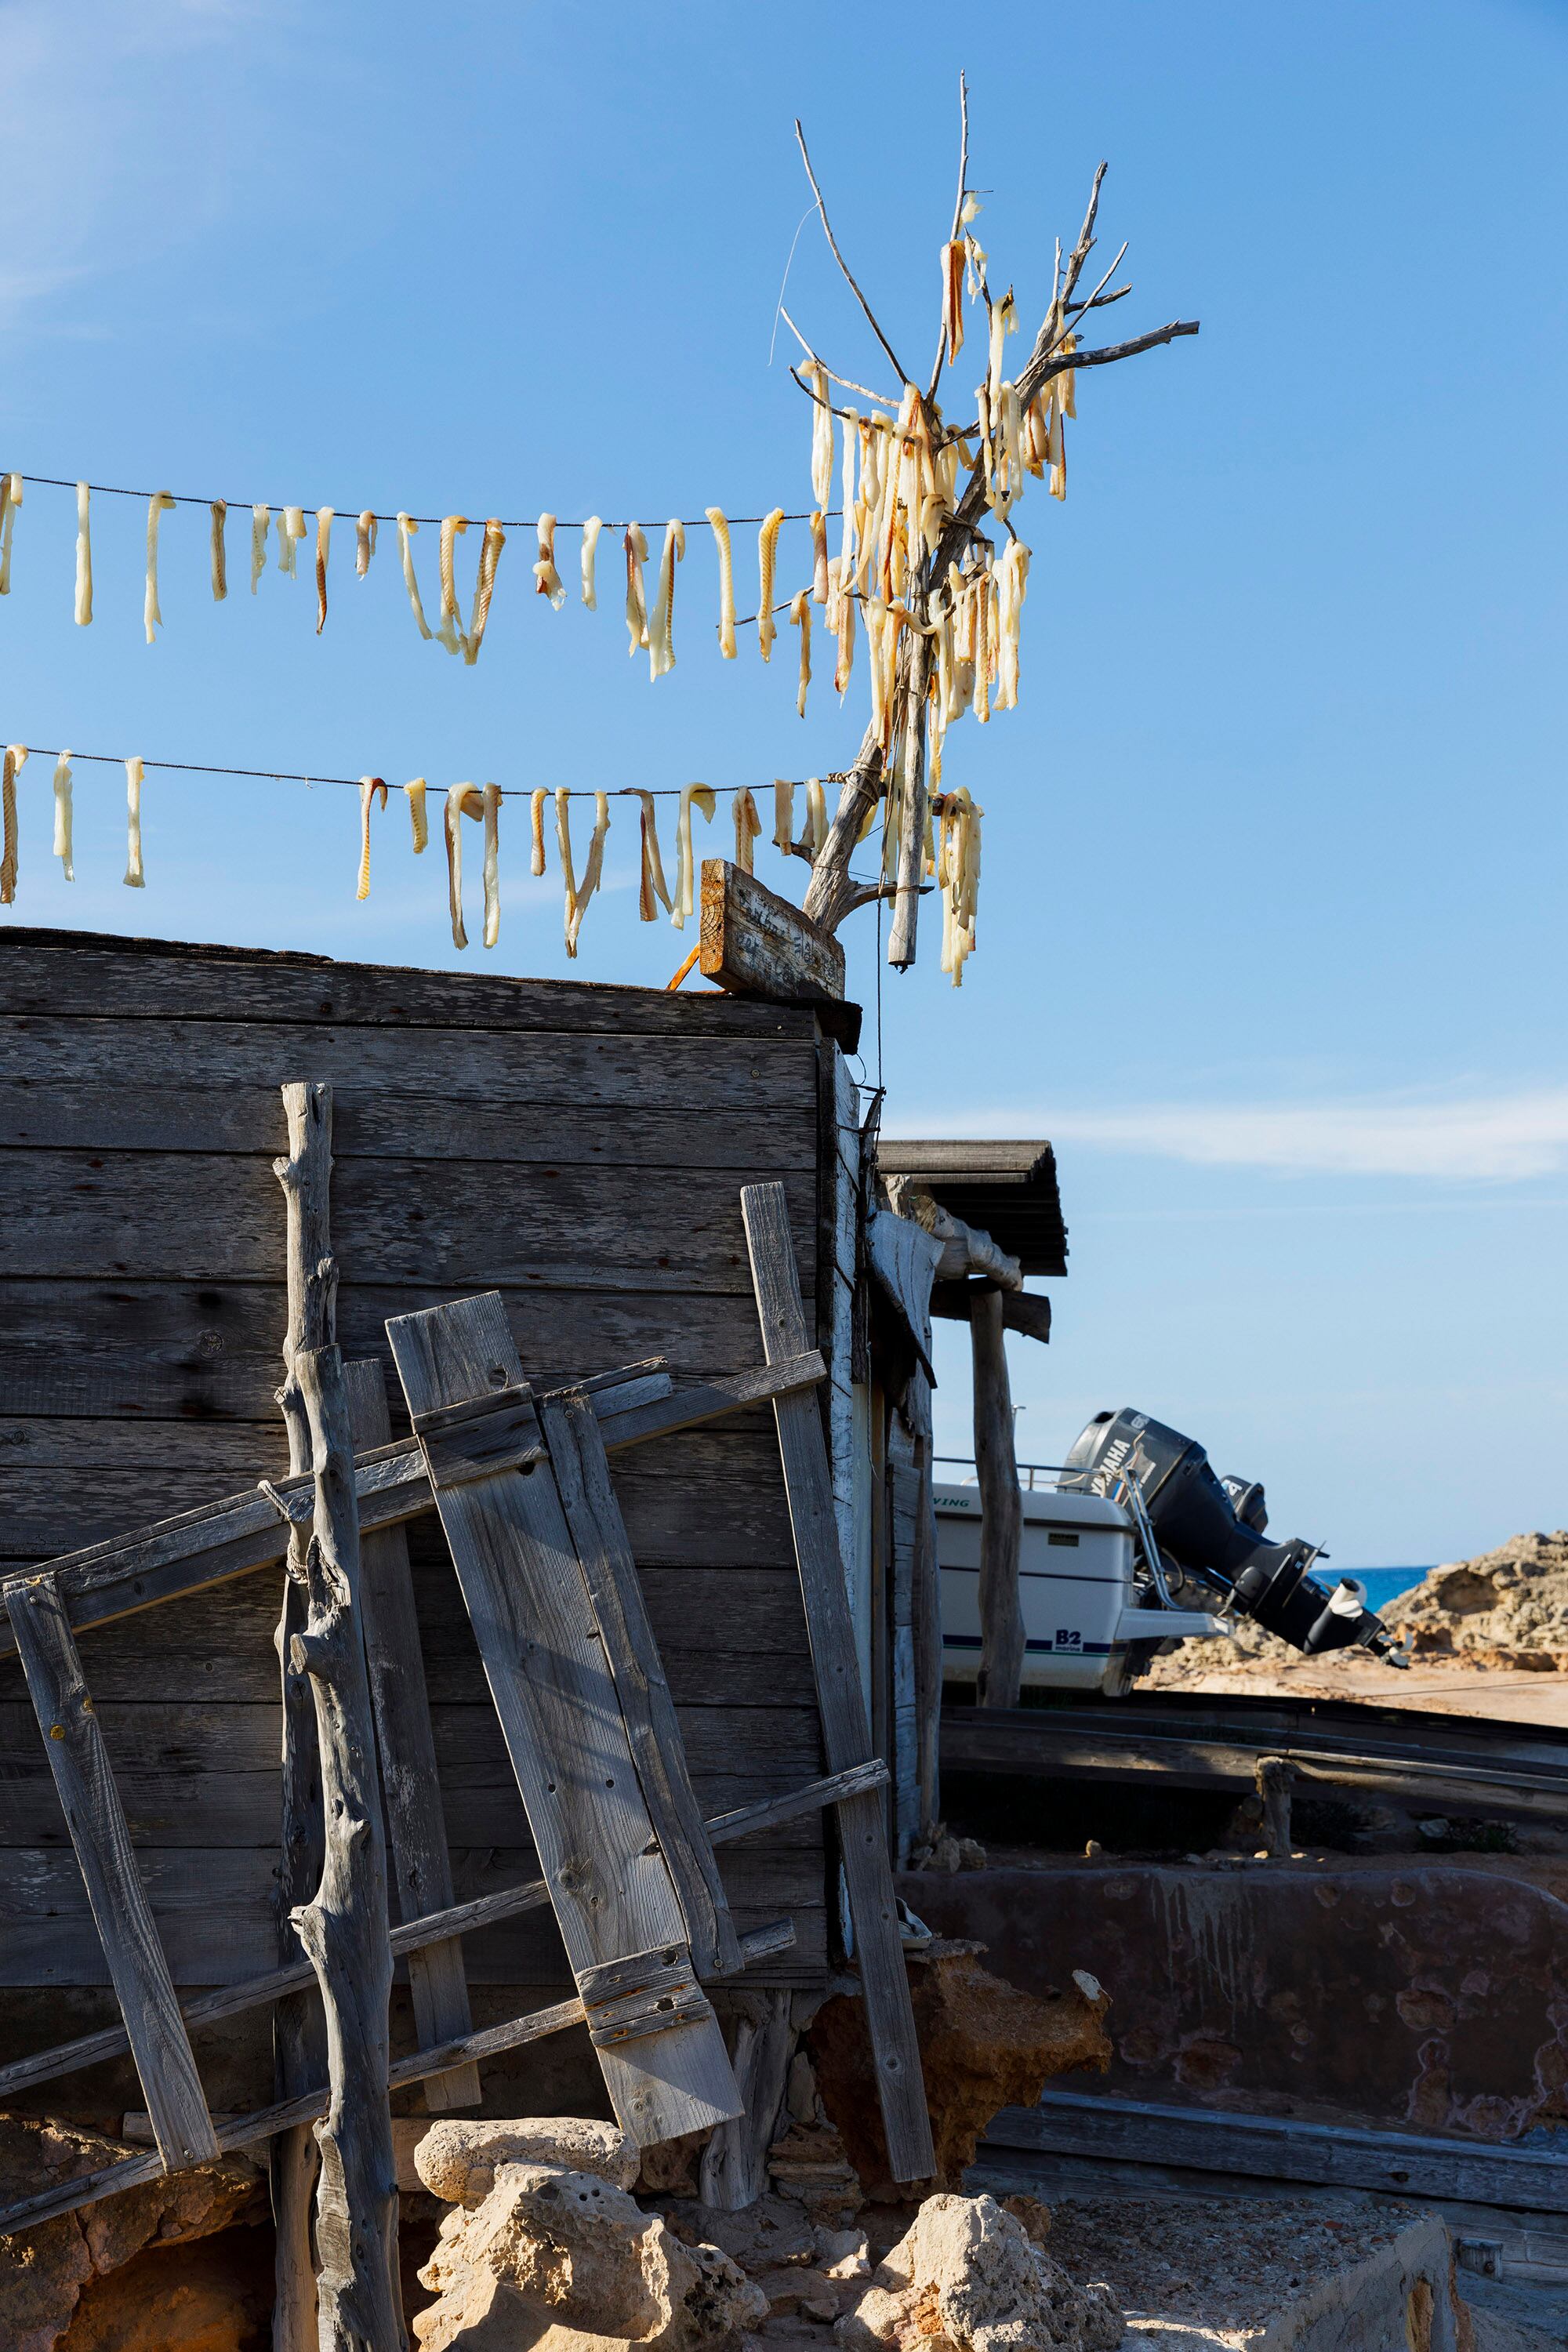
659,2197,816,2275
835,2194,1123,2352
416,2118,639,2207
808,1948,1111,2194
0,2112,263,2352
765,2124,864,2220
415,2161,765,2351
815,2229,871,2281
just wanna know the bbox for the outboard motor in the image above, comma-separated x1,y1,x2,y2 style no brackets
1062,1408,1403,1662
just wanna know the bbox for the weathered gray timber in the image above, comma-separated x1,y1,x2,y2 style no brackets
698,859,858,1047
0,1355,821,1659
347,1356,479,2110
739,1181,935,2183
289,1338,402,2352
2,1573,217,2172
0,930,842,2018
271,1080,330,2352
0,1761,884,2105
698,1990,795,2211
969,1286,1024,1709
0,1917,797,2241
541,1389,742,1981
387,1291,742,2145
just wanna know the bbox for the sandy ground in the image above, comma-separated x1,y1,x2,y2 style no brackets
1154,1659,1568,1728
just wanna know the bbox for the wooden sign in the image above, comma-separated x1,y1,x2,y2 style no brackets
700,860,861,1049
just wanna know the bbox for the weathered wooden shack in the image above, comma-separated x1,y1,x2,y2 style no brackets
0,924,877,2111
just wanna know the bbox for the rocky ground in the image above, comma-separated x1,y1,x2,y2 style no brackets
1145,1532,1568,1723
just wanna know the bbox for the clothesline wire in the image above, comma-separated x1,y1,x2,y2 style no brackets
14,474,841,533
6,742,854,800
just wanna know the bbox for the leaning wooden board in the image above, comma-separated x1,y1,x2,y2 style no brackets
386,1291,742,2145
740,1181,935,2182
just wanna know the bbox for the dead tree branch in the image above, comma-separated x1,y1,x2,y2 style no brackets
795,120,912,390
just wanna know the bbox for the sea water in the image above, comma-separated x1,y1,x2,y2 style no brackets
1341,1566,1432,1613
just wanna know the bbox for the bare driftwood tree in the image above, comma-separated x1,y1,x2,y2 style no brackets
783,78,1198,976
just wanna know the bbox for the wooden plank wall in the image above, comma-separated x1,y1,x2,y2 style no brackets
0,928,834,1992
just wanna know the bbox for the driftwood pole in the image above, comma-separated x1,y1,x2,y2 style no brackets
274,1083,402,2352
970,1284,1024,1708
273,1086,331,2352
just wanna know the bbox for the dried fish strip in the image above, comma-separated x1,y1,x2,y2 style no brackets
936,786,981,985
994,539,1029,710
647,519,685,680
481,782,502,948
835,406,859,606
123,756,146,888
144,492,176,644
314,508,333,633
805,777,827,855
278,506,307,576
52,750,73,880
630,788,671,919
773,779,794,856
810,361,833,509
437,515,470,654
941,239,966,367
671,780,715,927
463,520,505,665
405,778,429,853
833,562,856,695
250,506,270,594
580,515,603,609
623,522,649,655
732,786,763,874
356,510,377,576
555,786,578,942
789,588,811,717
563,788,609,956
706,507,736,659
356,775,388,901
810,508,829,604
209,500,227,602
397,513,434,639
0,474,22,593
533,513,566,609
445,782,483,948
0,744,27,902
530,786,547,876
74,483,93,626
757,507,784,662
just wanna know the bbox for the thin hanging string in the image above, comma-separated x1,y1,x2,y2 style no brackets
5,740,853,802
13,474,840,533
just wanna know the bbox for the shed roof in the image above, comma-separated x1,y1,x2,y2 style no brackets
873,1138,1067,1277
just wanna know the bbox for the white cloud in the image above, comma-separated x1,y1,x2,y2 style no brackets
889,1088,1568,1181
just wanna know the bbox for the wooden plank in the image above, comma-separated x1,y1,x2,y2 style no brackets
0,1916,799,2242
347,1357,479,2110
740,1181,934,2182
0,1012,817,1109
0,1080,817,1171
985,2089,1568,2217
386,1291,742,2145
0,926,817,1038
0,1355,823,1654
0,1148,817,1292
2,1573,218,2170
971,1288,1024,1708
699,860,860,1051
0,1761,880,2103
542,1389,742,1980
931,1282,1051,1343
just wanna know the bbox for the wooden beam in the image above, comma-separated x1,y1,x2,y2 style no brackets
386,1291,743,2147
700,859,861,1051
540,1388,742,1980
0,1346,826,1657
3,1573,218,2172
931,1281,1051,1344
970,1287,1024,1709
0,1919,797,2241
270,1080,329,2352
347,1357,479,2111
289,1339,402,2351
0,1759,888,2108
740,1181,935,2183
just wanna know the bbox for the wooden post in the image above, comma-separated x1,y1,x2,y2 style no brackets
347,1358,481,2111
272,1082,332,2352
886,633,932,969
1258,1756,1295,1857
904,1367,943,1848
970,1284,1024,1709
291,1340,403,2352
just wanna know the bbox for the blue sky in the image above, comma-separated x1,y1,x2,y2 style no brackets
0,0,1563,1562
